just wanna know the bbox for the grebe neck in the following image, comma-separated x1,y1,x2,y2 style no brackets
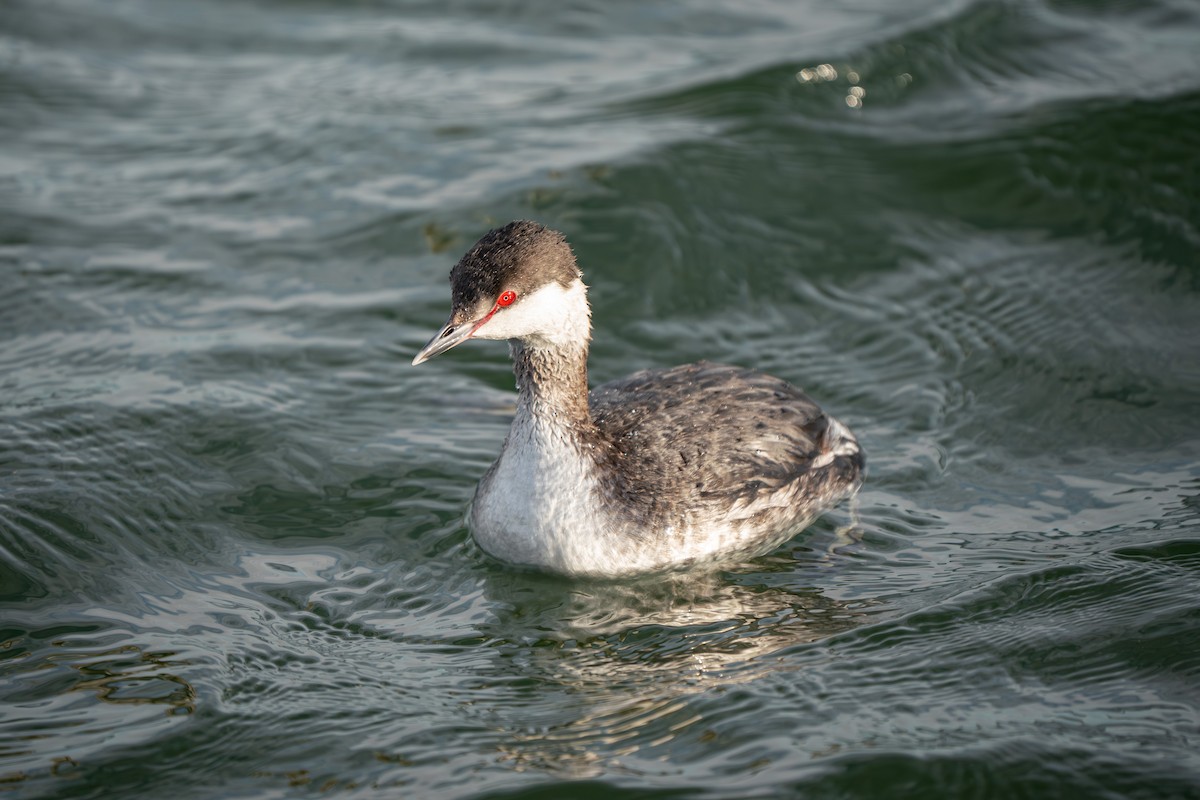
510,340,593,432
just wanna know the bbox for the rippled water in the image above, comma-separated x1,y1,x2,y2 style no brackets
3,0,1199,797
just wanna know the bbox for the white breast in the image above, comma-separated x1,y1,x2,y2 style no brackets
470,407,614,574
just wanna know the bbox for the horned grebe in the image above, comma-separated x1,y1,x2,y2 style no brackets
412,221,864,577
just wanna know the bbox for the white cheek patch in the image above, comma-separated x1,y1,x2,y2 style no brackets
473,279,590,348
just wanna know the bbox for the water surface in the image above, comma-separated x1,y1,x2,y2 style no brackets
2,0,1199,797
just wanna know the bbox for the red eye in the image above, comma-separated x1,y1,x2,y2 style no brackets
497,290,517,307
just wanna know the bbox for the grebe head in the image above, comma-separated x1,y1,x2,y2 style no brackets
412,221,590,365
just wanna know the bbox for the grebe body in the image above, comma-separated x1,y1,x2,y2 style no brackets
413,221,863,577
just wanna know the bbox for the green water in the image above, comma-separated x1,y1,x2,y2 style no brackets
2,0,1199,798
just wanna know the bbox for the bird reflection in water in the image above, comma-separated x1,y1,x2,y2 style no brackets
478,557,871,777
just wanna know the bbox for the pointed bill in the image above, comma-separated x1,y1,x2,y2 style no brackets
412,315,481,365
